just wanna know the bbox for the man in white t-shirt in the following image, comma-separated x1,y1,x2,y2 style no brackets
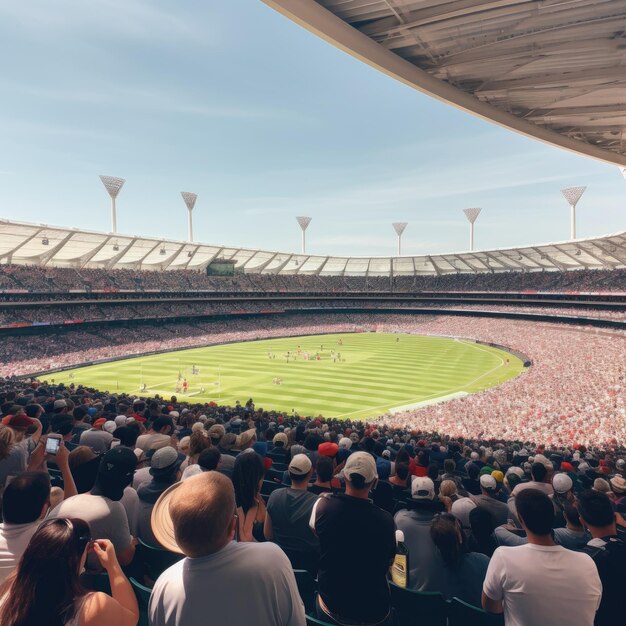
0,472,51,584
149,472,305,626
482,488,601,626
135,416,175,453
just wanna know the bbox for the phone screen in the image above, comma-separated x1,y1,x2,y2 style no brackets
45,437,61,455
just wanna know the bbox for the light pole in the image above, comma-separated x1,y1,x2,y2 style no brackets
181,192,197,242
392,222,407,256
560,186,586,240
99,175,125,233
463,208,481,251
296,216,312,254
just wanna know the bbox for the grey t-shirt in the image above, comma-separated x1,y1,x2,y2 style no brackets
267,488,319,553
50,493,132,553
0,446,27,490
79,429,113,454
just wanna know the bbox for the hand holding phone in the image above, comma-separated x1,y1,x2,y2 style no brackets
45,435,62,455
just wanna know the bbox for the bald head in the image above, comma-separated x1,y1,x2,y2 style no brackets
169,472,235,557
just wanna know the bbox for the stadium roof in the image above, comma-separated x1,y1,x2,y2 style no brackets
1,219,625,276
263,0,626,166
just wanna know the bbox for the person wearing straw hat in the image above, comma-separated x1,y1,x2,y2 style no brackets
149,472,305,626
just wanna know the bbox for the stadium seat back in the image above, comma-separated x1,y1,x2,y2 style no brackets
130,576,152,626
293,569,318,614
136,538,184,582
389,583,447,626
448,597,504,626
261,479,283,496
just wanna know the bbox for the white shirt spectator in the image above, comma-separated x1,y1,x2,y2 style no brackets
0,521,39,584
149,541,305,626
483,544,602,626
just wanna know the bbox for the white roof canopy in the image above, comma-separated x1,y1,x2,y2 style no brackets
1,219,625,276
264,0,626,166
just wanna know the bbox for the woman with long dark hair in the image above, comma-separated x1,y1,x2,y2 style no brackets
232,450,266,542
0,517,138,626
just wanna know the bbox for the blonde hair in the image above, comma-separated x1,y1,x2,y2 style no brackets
0,425,16,461
439,479,458,498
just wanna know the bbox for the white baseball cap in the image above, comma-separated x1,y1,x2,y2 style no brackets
411,476,435,500
343,452,377,483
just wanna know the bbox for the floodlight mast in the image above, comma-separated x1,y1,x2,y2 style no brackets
392,222,407,256
463,208,481,251
181,192,198,242
560,186,586,239
99,176,125,234
296,216,312,254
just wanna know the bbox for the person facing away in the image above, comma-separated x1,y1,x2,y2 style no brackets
482,488,601,626
430,513,489,608
50,447,138,567
148,472,306,626
0,517,138,626
310,451,395,625
264,453,320,572
577,489,626,626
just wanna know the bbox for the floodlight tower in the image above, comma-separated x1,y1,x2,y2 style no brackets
99,175,125,233
560,186,586,240
392,222,408,256
296,216,312,254
181,192,197,242
463,208,481,251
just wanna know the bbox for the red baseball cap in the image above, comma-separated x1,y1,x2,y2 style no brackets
318,442,339,458
93,418,107,429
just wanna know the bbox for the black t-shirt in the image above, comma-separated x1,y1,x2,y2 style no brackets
313,493,395,623
583,535,626,626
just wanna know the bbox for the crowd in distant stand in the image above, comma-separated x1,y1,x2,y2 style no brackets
0,299,624,327
0,384,624,625
0,313,624,447
1,264,625,294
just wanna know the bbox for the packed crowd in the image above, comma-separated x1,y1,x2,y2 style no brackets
0,385,624,626
0,299,623,327
0,313,624,448
1,264,625,294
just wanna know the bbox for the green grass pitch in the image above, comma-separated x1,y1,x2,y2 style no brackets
52,333,525,420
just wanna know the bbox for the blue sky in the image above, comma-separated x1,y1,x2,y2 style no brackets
0,0,624,257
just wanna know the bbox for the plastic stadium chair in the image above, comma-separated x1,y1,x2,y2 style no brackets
293,569,318,614
130,577,152,626
136,538,184,582
261,479,283,496
389,583,447,626
448,597,504,626
271,461,288,473
306,615,335,626
266,467,285,483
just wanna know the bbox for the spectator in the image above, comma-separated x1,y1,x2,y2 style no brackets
430,512,489,607
0,517,139,626
471,474,510,527
181,447,221,480
389,461,409,488
149,472,305,626
79,418,114,454
0,425,28,490
511,462,554,497
310,452,395,625
309,455,335,494
0,472,51,584
265,454,319,571
232,451,266,542
462,462,481,495
467,507,498,557
577,489,626,626
136,447,183,546
50,447,138,566
482,489,601,625
135,416,174,452
394,477,446,592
